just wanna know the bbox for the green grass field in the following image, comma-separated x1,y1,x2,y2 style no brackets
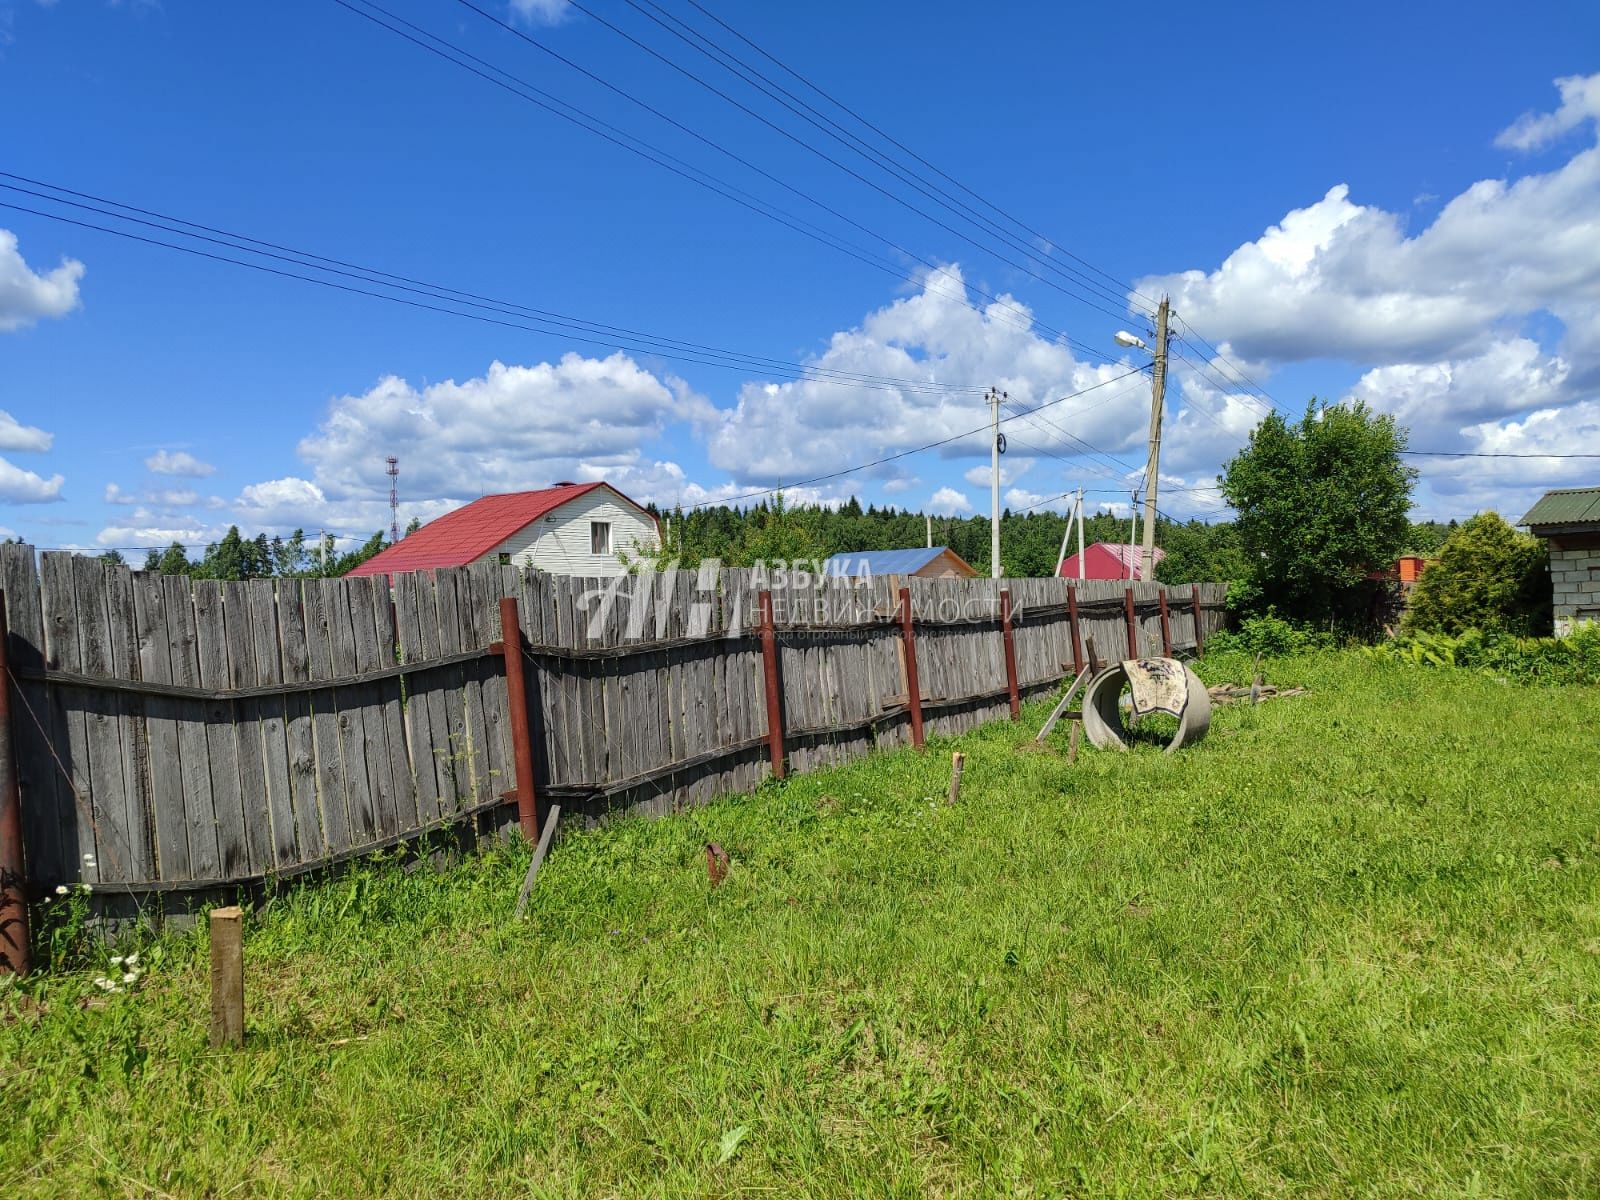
4,651,1598,1198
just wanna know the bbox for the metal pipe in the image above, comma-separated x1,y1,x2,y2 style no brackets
498,596,540,841
898,586,924,749
757,590,785,779
0,594,30,975
1067,582,1084,677
1000,588,1020,720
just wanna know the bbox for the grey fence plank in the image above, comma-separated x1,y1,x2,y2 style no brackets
348,575,402,841
41,554,99,885
103,561,156,884
275,578,325,863
245,579,298,869
162,574,221,878
222,580,274,873
191,580,250,877
324,577,379,844
0,544,64,884
393,572,444,827
301,577,355,856
130,570,187,881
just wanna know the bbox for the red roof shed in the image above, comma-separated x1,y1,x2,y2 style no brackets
1057,542,1165,581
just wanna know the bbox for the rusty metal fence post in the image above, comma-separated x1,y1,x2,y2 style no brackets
999,588,1020,720
757,590,785,780
1158,590,1172,657
1123,586,1139,660
1067,582,1084,677
1191,583,1207,656
897,586,924,749
496,596,540,842
0,594,30,976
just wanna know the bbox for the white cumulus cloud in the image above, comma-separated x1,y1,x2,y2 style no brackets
145,449,216,477
0,456,65,503
929,486,972,515
0,409,52,452
0,229,83,332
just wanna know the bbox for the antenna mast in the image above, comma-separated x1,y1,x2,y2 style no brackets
386,456,400,542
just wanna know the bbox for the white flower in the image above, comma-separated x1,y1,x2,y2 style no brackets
109,955,125,966
92,977,118,992
124,952,138,966
54,884,68,896
121,972,138,985
79,884,92,894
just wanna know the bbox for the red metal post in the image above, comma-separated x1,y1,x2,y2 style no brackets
757,590,785,780
1158,590,1173,657
999,588,1020,720
1191,583,1206,656
898,586,925,749
1123,586,1139,660
497,596,540,842
0,594,31,976
1067,582,1084,676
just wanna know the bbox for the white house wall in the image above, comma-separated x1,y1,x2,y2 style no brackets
492,487,659,577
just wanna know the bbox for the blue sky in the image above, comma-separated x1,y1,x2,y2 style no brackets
2,0,1598,553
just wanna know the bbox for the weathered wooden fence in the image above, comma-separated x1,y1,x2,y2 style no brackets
0,543,1226,896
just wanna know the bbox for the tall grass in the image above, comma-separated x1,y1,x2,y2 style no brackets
3,652,1597,1197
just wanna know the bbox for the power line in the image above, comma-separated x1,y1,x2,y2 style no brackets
348,0,1112,360
1401,449,1600,459
0,190,999,398
686,368,1147,508
675,0,1160,312
614,0,1148,319
465,0,1142,331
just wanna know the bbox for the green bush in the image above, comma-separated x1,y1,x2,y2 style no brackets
1206,614,1337,658
1365,624,1600,685
1404,512,1549,636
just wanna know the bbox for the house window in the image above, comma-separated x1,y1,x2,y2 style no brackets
591,521,612,556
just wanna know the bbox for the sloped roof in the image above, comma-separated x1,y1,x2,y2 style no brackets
1057,542,1166,580
822,547,976,577
346,482,654,577
1519,487,1600,529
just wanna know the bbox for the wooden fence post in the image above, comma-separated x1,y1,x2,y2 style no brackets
496,596,540,842
1067,582,1084,677
209,905,244,1049
0,595,31,976
757,590,785,779
1191,584,1206,656
1123,586,1139,660
1158,590,1172,657
898,586,924,749
999,588,1020,720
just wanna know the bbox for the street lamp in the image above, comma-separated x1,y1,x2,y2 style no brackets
1114,330,1149,352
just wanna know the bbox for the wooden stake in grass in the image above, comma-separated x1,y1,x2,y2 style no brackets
209,906,244,1050
1067,721,1082,764
947,751,966,805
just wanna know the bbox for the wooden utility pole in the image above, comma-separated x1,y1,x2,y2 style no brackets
988,387,1003,578
1140,297,1171,581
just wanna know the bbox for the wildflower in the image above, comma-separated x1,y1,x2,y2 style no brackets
110,955,125,966
122,972,139,985
79,884,92,894
125,952,138,966
55,884,68,896
92,977,119,992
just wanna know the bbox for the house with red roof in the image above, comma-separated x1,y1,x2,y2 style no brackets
346,481,660,579
1057,541,1165,581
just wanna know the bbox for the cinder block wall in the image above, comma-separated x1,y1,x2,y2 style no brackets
1550,545,1600,635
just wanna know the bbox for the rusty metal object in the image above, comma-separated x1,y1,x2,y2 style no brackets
999,588,1020,720
1067,583,1084,676
497,596,540,842
0,594,31,975
1081,657,1211,754
705,842,729,887
757,590,785,780
897,586,924,749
